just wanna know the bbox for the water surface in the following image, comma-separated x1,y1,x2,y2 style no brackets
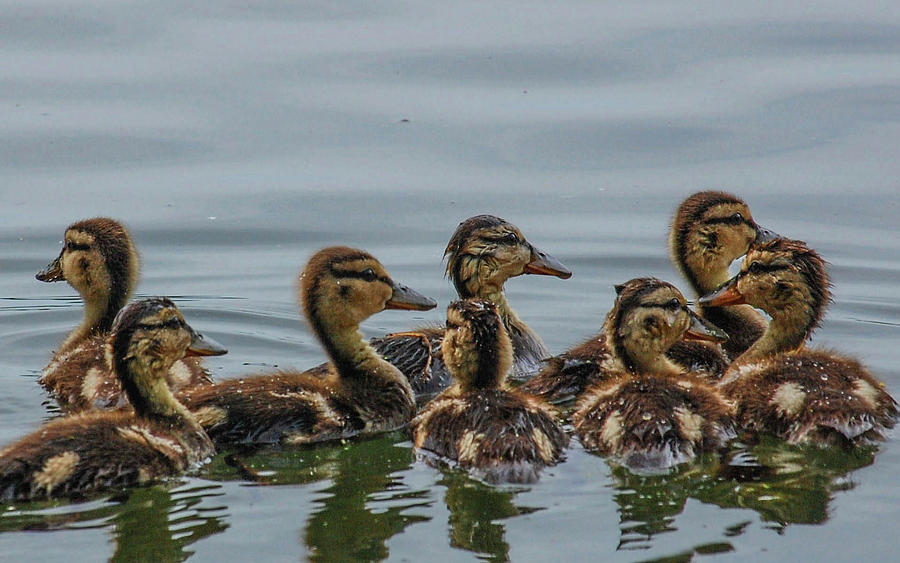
2,1,900,561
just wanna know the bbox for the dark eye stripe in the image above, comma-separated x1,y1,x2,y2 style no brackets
636,302,685,311
67,242,91,251
331,268,391,285
136,318,183,330
703,216,752,227
746,263,790,275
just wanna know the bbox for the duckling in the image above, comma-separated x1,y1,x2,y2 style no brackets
0,298,226,501
573,278,735,471
178,246,437,446
669,191,779,359
372,215,571,398
700,239,898,445
37,218,212,411
409,299,567,483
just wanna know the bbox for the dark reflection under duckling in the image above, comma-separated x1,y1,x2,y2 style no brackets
410,299,567,484
373,215,571,398
701,238,898,445
179,246,436,446
0,298,226,501
573,279,735,471
37,218,212,411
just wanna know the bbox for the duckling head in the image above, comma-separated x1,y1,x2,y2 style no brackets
111,297,226,417
37,218,139,334
300,246,436,336
699,238,831,345
441,299,513,391
610,278,726,374
444,215,571,300
670,191,779,293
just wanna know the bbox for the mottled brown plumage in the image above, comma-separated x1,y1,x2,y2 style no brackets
410,300,567,484
572,279,735,471
37,218,212,411
701,239,898,445
521,279,728,403
669,191,778,358
179,247,436,446
0,298,224,501
372,215,571,399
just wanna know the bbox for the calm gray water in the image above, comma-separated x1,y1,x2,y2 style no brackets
2,1,900,561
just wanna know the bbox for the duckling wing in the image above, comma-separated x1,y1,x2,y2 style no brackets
724,350,898,445
520,335,613,402
411,390,567,483
179,373,359,446
0,413,200,501
666,341,729,380
371,326,450,398
574,375,735,471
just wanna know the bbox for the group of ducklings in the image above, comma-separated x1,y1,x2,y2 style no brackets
2,191,897,500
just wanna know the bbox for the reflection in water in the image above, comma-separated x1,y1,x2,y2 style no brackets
0,481,228,562
699,437,877,529
204,433,427,562
607,437,878,553
439,470,539,562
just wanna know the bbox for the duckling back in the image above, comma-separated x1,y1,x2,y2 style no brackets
410,299,567,483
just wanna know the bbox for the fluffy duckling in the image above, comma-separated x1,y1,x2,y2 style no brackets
178,246,436,446
573,279,735,471
0,298,225,501
669,191,779,359
373,214,571,397
37,218,212,411
410,299,567,483
700,239,898,445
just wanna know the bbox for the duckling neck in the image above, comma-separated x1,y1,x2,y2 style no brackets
480,289,549,370
116,354,197,425
61,294,116,352
737,304,816,362
315,316,413,391
677,247,735,296
622,340,684,377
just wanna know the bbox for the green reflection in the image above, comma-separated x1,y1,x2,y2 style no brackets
0,481,228,562
203,433,428,562
607,435,878,555
695,436,877,528
439,469,539,562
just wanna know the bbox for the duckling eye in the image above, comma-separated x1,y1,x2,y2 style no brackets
501,232,519,245
65,240,90,252
732,212,743,221
748,261,763,274
361,268,377,282
665,298,681,311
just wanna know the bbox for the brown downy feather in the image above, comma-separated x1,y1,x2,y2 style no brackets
372,215,571,400
410,299,567,484
708,239,898,445
571,278,735,471
179,247,435,446
37,218,211,412
0,298,220,501
669,191,775,358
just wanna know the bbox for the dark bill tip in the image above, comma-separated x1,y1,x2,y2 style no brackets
524,245,572,279
684,310,729,343
186,331,228,357
36,256,64,282
386,282,438,311
754,225,782,245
